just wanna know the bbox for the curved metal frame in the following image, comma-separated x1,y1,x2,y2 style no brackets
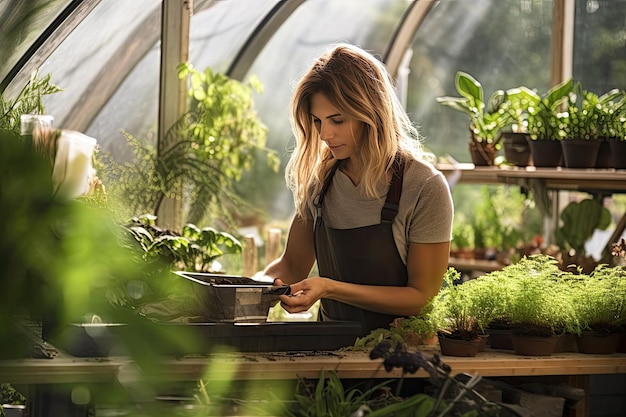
226,0,305,81
1,0,101,95
383,0,435,77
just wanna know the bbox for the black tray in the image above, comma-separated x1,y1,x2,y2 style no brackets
54,321,364,357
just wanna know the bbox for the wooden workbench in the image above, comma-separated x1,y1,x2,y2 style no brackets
2,349,625,384
2,347,626,417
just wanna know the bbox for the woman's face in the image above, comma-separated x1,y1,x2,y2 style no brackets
310,92,364,160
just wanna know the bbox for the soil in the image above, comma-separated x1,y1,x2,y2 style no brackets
438,329,478,341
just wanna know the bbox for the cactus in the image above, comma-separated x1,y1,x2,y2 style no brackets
555,198,611,257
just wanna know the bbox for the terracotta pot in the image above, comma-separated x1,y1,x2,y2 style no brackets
561,138,601,169
609,138,626,169
439,336,481,357
512,335,559,356
553,333,577,353
575,331,620,354
527,139,562,167
502,132,531,167
469,141,497,166
487,329,514,350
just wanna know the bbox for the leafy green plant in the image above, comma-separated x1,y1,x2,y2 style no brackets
509,78,575,141
98,64,280,227
436,71,516,146
0,71,62,139
125,214,241,273
451,221,474,251
353,303,438,350
499,255,579,336
596,89,626,139
569,265,626,334
430,269,479,340
559,84,601,140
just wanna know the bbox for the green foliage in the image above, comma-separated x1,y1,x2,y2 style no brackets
510,78,575,140
353,302,438,350
0,71,62,138
430,269,478,337
569,265,626,332
559,84,601,140
451,219,474,250
489,255,579,336
437,71,516,145
595,89,626,139
276,371,405,417
125,214,242,274
555,198,612,257
98,64,280,227
0,130,204,374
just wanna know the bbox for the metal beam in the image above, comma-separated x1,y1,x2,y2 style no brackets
1,0,101,96
383,0,435,78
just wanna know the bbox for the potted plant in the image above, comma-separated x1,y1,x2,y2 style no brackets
569,265,626,354
558,84,603,168
508,79,575,167
353,303,438,350
437,71,517,166
502,255,579,356
450,219,474,259
596,89,626,169
430,268,483,357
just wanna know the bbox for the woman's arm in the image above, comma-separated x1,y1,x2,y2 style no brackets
279,240,450,315
263,215,317,285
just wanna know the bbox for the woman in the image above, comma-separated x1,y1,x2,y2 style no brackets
263,44,453,335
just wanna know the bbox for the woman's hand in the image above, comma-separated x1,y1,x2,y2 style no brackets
278,277,329,313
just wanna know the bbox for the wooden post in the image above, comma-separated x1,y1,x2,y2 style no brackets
242,235,258,277
265,228,282,267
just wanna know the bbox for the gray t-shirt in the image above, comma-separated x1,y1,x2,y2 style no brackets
307,157,453,265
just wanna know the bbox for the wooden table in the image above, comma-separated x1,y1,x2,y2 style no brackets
2,349,626,416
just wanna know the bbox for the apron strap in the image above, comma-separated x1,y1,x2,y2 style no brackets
380,155,405,223
314,159,342,210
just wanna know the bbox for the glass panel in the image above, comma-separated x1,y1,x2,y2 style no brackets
573,0,626,93
39,0,160,155
406,0,553,163
189,0,279,74
0,0,72,84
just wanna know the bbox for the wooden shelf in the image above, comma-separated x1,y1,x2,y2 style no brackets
1,350,625,384
436,164,626,193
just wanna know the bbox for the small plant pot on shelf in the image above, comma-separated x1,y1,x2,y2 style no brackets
595,137,612,169
512,335,559,356
561,138,600,169
527,139,562,167
502,132,531,167
469,141,497,167
575,331,620,354
438,336,481,357
609,138,626,169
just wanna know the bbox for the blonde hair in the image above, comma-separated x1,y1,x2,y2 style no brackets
287,43,431,218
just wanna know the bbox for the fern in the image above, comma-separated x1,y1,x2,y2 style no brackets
0,71,63,138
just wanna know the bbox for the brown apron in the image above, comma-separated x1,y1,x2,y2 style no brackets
313,156,408,335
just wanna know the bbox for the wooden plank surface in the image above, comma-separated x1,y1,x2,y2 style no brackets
2,349,625,385
435,164,626,192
